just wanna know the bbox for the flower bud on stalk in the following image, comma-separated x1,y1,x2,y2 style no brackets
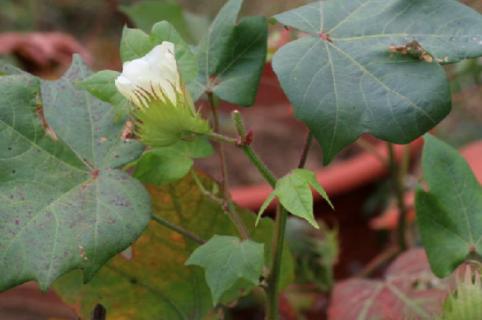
115,41,210,147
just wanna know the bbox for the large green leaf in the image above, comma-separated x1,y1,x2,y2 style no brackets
191,0,268,106
54,174,294,319
416,135,482,278
186,235,264,305
273,0,482,163
0,57,151,291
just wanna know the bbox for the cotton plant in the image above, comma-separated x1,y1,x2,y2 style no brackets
0,0,482,319
115,41,210,148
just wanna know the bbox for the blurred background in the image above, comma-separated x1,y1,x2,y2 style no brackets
0,1,481,319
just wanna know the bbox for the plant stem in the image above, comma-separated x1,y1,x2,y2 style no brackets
266,131,314,320
207,131,237,145
207,93,250,240
387,143,409,251
266,205,288,320
298,131,313,168
151,214,205,244
232,110,277,187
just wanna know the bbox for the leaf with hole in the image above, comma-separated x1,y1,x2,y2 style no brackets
0,56,151,291
273,0,482,163
416,135,482,278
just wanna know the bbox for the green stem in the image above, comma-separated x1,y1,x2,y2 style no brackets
208,94,250,240
151,214,205,244
266,205,288,320
207,131,237,145
267,130,314,319
387,143,409,250
298,131,313,168
232,110,277,187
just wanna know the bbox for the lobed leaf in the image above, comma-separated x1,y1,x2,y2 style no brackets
328,249,449,320
0,57,151,291
257,169,332,229
273,0,482,163
186,235,264,305
54,173,294,319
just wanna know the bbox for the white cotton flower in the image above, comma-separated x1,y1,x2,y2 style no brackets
115,41,181,108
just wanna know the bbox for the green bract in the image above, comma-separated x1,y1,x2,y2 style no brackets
133,89,211,148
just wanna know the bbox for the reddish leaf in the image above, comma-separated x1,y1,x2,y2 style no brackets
328,249,449,320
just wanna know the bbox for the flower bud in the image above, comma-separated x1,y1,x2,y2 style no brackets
115,42,210,147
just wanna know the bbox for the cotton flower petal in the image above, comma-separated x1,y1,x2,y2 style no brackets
115,41,181,107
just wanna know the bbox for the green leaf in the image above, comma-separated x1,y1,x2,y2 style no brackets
416,135,482,278
0,56,151,291
119,22,198,84
54,174,294,319
293,168,334,209
256,191,276,226
151,21,198,83
134,137,213,185
78,70,130,119
273,0,482,163
186,235,264,305
256,169,332,228
276,169,321,228
192,0,268,106
120,1,191,41
120,27,153,62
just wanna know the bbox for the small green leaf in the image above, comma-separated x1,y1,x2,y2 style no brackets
151,21,198,83
273,0,482,163
192,0,268,106
78,70,130,119
120,1,191,41
134,138,213,185
256,191,276,226
416,135,482,278
186,235,264,305
276,169,320,229
120,27,153,62
256,169,333,229
119,22,198,86
293,168,334,209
